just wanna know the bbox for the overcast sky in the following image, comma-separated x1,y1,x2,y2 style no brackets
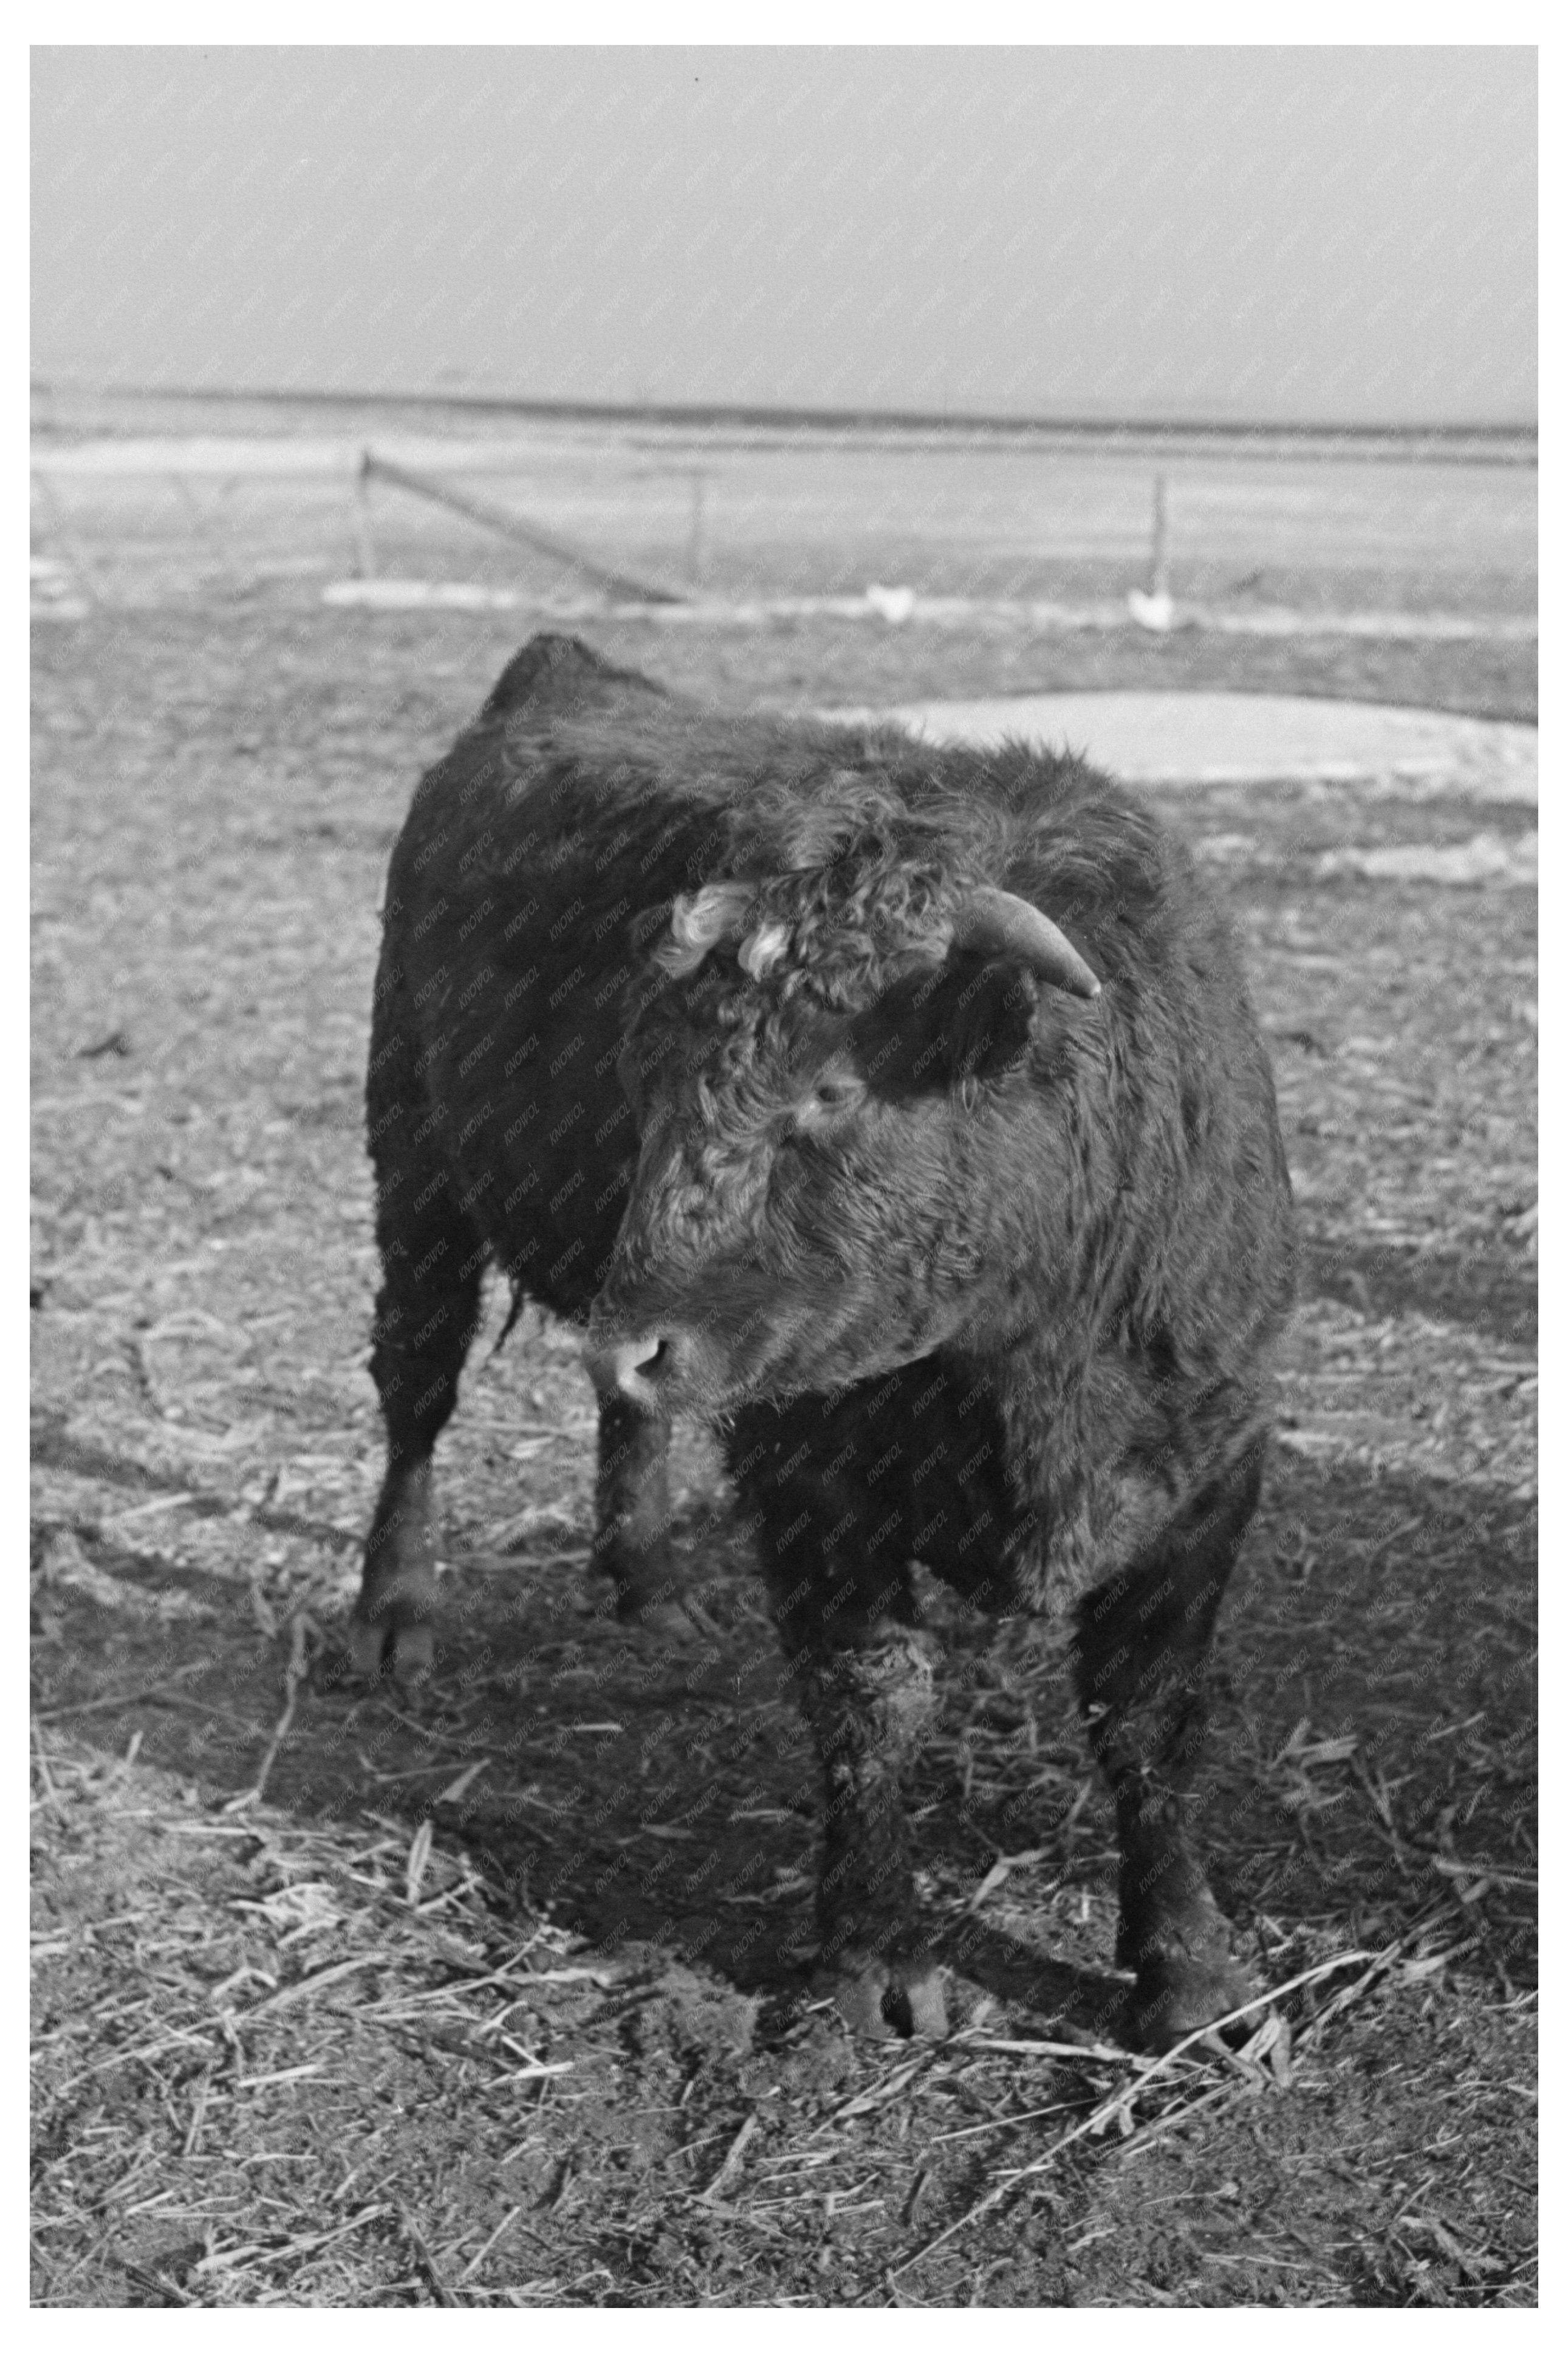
32,46,1536,424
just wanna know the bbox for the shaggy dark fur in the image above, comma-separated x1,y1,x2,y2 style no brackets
356,633,1297,2049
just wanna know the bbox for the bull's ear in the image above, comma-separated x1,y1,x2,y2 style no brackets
945,961,1039,1087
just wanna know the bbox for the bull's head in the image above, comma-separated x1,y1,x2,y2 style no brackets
584,872,1100,1417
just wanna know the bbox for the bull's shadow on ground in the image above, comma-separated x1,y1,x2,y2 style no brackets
33,1434,1536,2032
1303,1235,1536,1352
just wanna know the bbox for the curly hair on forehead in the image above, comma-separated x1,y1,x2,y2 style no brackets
633,764,1013,1012
721,761,1007,885
708,766,1012,1003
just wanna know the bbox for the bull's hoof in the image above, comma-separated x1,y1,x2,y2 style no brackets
1128,1949,1263,2053
589,1568,691,1640
611,1590,692,1640
595,1541,677,1623
817,1950,948,2041
349,1612,434,1684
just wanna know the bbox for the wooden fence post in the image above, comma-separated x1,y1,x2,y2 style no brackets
687,470,709,588
354,452,377,580
1149,472,1169,600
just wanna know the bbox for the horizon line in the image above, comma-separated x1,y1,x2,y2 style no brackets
31,378,1538,450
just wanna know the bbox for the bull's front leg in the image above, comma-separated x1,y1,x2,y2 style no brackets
1076,1452,1265,2049
731,1402,948,2038
589,1389,676,1622
789,1615,947,2039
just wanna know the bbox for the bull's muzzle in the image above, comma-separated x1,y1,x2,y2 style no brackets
584,1329,680,1412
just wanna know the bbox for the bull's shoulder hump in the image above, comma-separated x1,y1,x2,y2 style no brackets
479,633,667,723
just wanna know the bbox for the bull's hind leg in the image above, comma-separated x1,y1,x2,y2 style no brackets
354,1183,485,1678
354,979,487,1677
1075,1448,1265,2050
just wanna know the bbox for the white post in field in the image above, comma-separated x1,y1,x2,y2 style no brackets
1128,472,1174,631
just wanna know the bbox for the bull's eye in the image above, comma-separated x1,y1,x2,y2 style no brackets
801,1073,864,1122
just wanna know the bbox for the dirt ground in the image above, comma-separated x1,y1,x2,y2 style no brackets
31,585,1536,2306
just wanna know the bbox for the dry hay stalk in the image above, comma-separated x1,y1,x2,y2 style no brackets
891,1944,1407,2277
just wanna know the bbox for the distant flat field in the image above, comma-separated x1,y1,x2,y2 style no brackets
32,414,1536,618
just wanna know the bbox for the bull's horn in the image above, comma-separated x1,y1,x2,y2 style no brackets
949,886,1101,999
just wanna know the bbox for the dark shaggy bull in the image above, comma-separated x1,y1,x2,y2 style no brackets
355,633,1296,2048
